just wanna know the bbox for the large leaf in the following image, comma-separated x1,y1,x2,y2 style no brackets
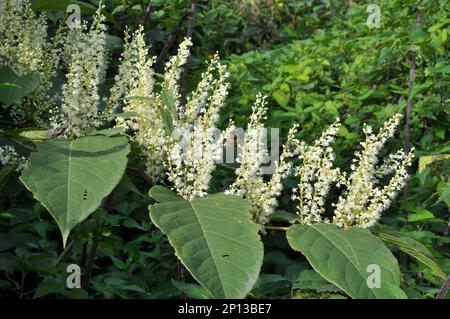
148,186,263,299
372,226,447,280
287,223,404,299
0,65,40,107
31,0,116,23
20,135,130,246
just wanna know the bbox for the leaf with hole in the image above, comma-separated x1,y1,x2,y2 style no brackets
20,135,130,246
148,185,263,299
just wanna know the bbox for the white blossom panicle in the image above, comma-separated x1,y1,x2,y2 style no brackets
59,4,108,138
0,0,49,76
0,0,60,123
226,93,269,198
359,149,414,228
179,53,220,125
166,51,231,200
332,113,413,228
167,123,232,201
292,120,341,225
0,145,29,172
110,36,231,190
113,27,166,182
105,27,139,115
162,38,193,113
291,114,413,229
226,94,299,226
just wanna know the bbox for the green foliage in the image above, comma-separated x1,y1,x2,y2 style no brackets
32,0,97,13
224,1,449,156
32,0,116,23
287,224,404,299
0,0,449,300
0,65,40,107
20,136,130,246
372,225,446,280
149,186,263,299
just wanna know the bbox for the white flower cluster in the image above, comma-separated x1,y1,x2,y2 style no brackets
226,94,300,226
162,38,192,113
109,33,231,193
58,5,108,138
113,27,166,182
0,0,60,122
105,28,140,115
291,113,414,229
0,0,50,76
332,114,414,228
165,46,233,200
291,120,341,225
1,1,414,229
0,145,29,172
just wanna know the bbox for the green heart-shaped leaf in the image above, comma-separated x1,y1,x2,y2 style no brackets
287,223,405,299
149,186,263,299
20,135,130,246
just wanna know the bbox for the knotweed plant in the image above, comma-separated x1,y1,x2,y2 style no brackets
0,1,110,136
332,114,414,228
1,0,430,300
57,5,108,138
164,46,233,200
293,114,414,228
112,27,166,182
226,94,300,226
0,0,49,75
291,120,341,225
0,0,60,124
110,30,232,194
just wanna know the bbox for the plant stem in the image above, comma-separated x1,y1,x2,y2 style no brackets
141,0,152,27
180,0,197,106
154,12,190,71
19,270,26,299
10,137,35,151
53,240,74,267
436,275,450,299
265,225,289,231
177,259,187,299
81,194,113,291
81,238,99,291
